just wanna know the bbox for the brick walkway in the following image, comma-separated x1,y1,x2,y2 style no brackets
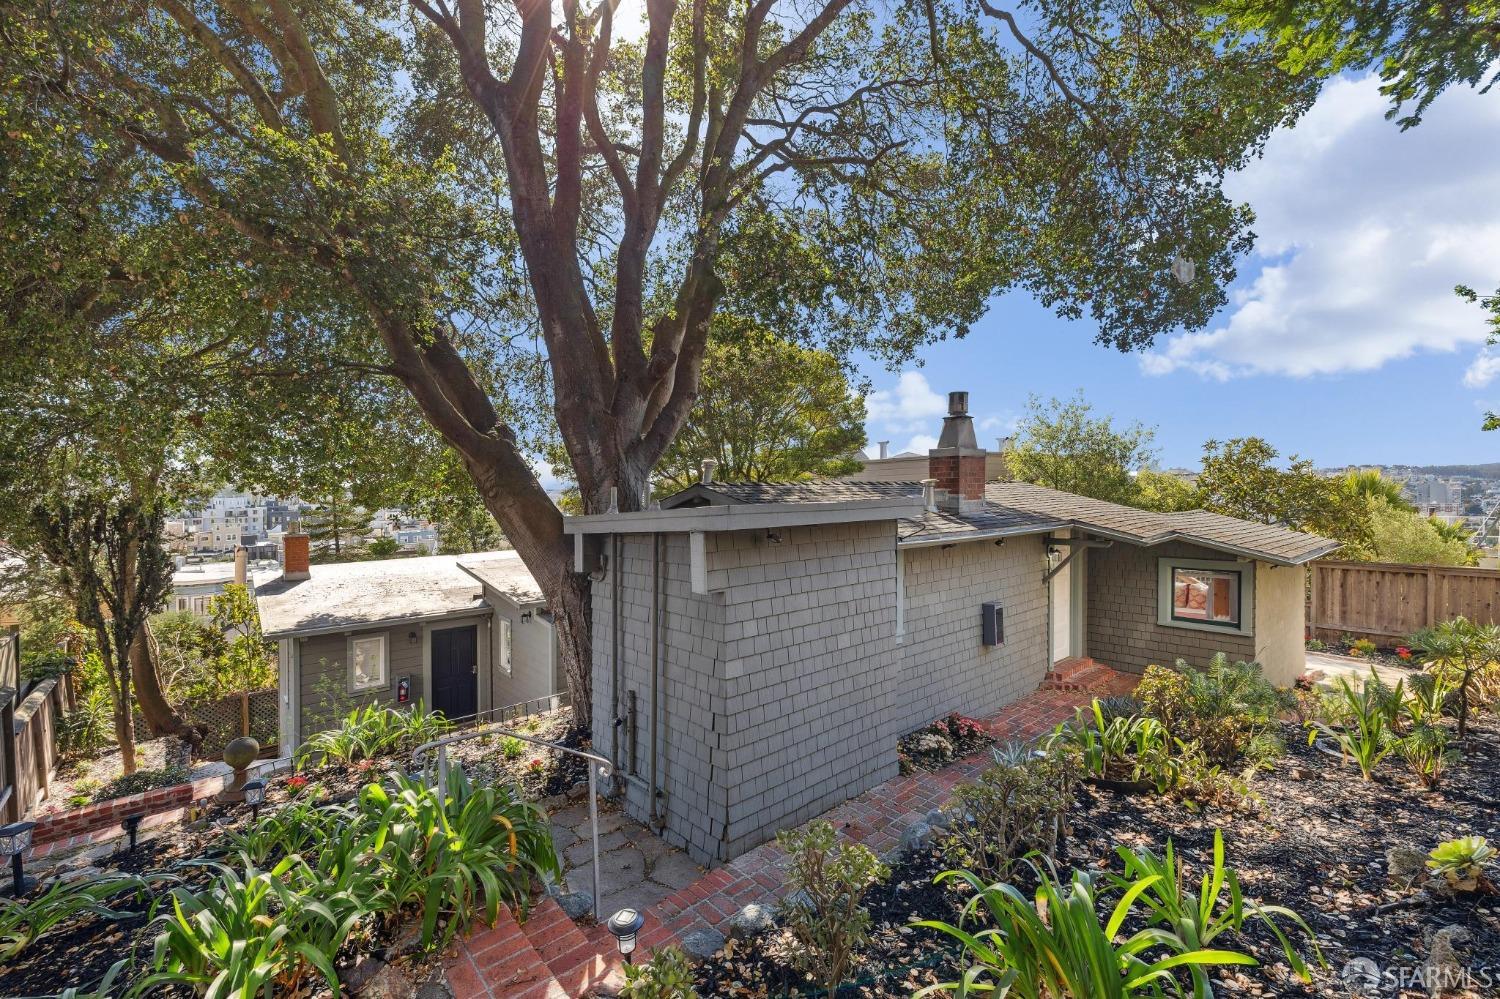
443,660,1135,998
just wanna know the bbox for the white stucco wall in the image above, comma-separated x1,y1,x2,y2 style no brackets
1254,563,1307,687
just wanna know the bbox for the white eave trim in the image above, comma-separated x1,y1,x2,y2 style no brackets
897,521,1065,549
263,603,491,641
562,497,925,535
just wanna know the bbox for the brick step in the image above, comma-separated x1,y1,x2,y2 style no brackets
449,905,568,999
521,897,625,996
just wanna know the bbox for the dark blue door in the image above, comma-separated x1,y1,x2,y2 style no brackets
430,624,478,721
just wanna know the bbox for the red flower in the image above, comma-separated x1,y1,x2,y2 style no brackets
527,758,544,772
1396,646,1413,660
286,774,310,795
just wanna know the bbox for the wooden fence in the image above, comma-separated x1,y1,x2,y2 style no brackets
1307,559,1500,644
0,630,78,823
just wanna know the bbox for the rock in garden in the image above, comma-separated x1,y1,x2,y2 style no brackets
781,889,813,914
680,927,725,960
553,890,595,920
726,903,776,939
924,808,953,830
900,820,934,854
1385,844,1428,887
567,780,590,801
358,962,414,998
1423,925,1469,998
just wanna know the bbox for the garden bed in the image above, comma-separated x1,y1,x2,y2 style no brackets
688,714,1500,998
897,714,994,775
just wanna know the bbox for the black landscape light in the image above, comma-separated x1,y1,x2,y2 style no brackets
121,813,144,852
0,821,37,897
607,907,646,964
243,779,267,823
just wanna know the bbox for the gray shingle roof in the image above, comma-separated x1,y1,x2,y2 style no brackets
660,478,1337,565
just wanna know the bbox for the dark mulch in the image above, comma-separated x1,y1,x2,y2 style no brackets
694,846,973,998
695,716,1500,997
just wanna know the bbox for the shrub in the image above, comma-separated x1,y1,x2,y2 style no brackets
1426,836,1495,893
1305,638,1325,652
1306,672,1394,780
776,820,889,997
500,736,526,760
944,744,1078,881
295,700,454,766
0,875,150,960
1044,700,1169,785
1409,616,1500,738
1092,695,1143,723
358,765,559,947
1349,638,1378,658
917,833,1321,998
1396,725,1457,790
620,946,700,999
223,800,353,866
1136,655,1284,764
1404,671,1456,728
92,765,189,804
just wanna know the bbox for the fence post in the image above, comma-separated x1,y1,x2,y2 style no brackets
1425,566,1437,630
1308,563,1320,640
240,692,251,737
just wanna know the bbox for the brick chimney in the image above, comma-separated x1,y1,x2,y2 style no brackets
928,391,986,514
282,531,311,581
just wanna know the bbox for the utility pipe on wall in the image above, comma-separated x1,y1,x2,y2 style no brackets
610,534,622,775
648,534,662,827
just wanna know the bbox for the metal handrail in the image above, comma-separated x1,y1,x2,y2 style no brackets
412,724,614,922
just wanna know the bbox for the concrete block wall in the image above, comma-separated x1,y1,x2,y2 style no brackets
1086,541,1256,673
709,522,900,859
896,536,1050,735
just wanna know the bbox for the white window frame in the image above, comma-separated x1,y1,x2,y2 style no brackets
498,617,513,676
347,633,390,693
1156,557,1254,637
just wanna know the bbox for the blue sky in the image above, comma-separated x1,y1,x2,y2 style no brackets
856,72,1500,470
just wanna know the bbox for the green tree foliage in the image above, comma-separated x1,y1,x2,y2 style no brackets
4,0,1318,729
1135,469,1201,512
300,498,368,561
1364,499,1477,567
1195,438,1371,550
655,323,866,492
1007,393,1158,505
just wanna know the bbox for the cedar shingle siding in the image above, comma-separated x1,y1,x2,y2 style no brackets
1085,541,1255,675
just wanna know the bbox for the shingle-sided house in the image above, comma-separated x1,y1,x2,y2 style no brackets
565,392,1338,865
256,539,560,751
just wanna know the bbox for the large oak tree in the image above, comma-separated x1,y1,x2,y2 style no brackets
4,0,1314,728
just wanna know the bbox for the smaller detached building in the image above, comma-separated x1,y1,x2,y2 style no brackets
566,392,1337,865
256,537,560,752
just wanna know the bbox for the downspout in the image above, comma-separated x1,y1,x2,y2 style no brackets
649,533,662,828
610,533,622,779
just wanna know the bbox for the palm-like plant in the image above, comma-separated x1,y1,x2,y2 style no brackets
0,874,151,960
1409,616,1500,738
1306,673,1394,780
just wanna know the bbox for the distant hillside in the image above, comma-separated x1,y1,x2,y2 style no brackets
1403,463,1500,478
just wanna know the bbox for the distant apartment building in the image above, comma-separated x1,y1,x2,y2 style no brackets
1401,475,1463,512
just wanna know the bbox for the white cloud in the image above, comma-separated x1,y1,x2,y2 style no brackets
866,371,949,430
1464,349,1500,388
1142,72,1500,382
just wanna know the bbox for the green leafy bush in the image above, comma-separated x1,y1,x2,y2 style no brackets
0,875,151,960
222,800,354,866
1426,836,1495,893
358,765,559,948
1410,616,1500,737
620,946,700,998
1349,638,1378,657
944,744,1078,882
295,700,453,765
1136,655,1286,764
1044,700,1170,786
58,686,113,759
916,832,1321,998
776,820,889,996
500,735,526,760
1397,724,1457,790
1306,672,1395,780
1403,671,1456,728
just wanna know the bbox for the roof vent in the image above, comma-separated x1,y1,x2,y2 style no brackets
921,478,938,513
701,459,718,484
948,391,968,416
878,441,890,460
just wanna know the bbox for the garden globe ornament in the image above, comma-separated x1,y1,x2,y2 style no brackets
0,821,37,897
1171,251,1195,286
607,907,646,963
218,735,261,803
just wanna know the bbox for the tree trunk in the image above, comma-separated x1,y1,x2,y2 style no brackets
552,571,593,733
113,696,137,775
130,620,204,754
